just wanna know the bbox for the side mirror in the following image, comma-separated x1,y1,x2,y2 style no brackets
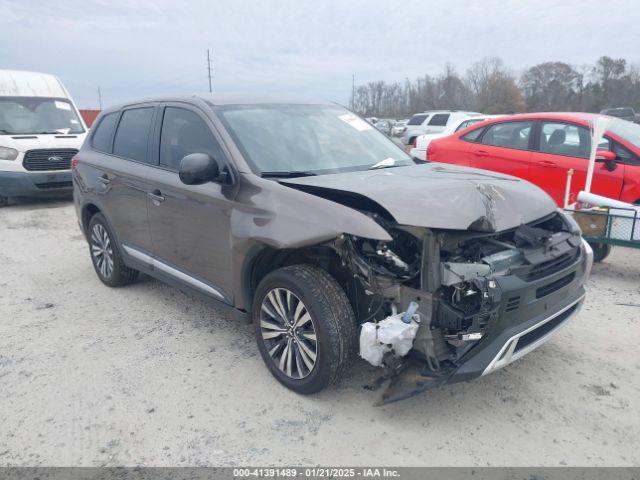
595,150,618,172
178,153,220,185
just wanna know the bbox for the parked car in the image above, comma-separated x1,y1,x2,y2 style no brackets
401,110,481,146
73,97,591,399
391,119,408,137
0,70,88,206
374,119,392,135
600,107,640,124
410,115,500,161
426,113,640,208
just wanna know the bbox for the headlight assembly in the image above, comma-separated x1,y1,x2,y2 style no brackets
0,146,19,161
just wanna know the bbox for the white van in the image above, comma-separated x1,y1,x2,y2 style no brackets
0,70,87,205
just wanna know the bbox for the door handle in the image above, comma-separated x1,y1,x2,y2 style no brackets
538,160,557,168
148,189,165,203
475,150,489,157
98,174,111,184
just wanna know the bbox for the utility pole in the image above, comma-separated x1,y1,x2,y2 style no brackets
207,49,213,93
351,74,355,109
97,86,102,110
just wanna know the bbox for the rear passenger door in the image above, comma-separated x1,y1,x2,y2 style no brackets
146,103,235,303
468,120,534,178
94,105,157,255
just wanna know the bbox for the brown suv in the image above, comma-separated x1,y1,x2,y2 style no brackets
73,97,592,402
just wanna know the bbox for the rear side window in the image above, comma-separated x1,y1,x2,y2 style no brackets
113,107,154,163
481,121,533,150
407,114,428,126
159,107,224,170
428,114,450,126
91,112,118,153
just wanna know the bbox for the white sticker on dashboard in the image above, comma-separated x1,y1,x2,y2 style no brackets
54,101,72,110
338,113,372,132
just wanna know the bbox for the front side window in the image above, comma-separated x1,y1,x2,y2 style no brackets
482,121,533,150
428,114,450,126
215,104,413,175
0,97,85,135
113,107,154,163
407,114,428,126
159,107,223,170
91,112,118,153
539,122,591,158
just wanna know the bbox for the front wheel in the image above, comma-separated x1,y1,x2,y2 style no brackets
589,242,612,263
252,265,357,395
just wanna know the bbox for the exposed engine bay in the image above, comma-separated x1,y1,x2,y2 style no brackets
332,211,585,404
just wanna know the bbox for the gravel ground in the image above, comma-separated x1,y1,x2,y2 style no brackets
1,197,639,467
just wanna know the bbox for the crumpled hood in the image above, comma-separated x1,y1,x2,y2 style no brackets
279,163,557,232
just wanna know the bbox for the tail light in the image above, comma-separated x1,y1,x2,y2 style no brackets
71,155,80,170
426,142,437,161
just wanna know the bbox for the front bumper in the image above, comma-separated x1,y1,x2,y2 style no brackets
449,238,592,383
0,170,72,197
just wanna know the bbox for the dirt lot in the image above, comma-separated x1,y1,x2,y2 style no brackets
1,197,639,467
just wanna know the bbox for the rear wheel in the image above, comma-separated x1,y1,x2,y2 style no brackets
88,213,139,287
252,265,357,394
589,242,612,263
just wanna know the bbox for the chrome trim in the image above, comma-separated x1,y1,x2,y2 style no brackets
581,237,594,280
122,244,225,301
482,293,585,376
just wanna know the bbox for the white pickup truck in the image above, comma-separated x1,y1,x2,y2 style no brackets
0,70,87,206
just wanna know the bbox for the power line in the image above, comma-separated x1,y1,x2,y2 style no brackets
207,49,213,93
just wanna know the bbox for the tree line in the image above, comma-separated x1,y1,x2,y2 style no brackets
350,56,640,118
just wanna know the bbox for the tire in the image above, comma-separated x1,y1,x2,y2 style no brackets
252,264,357,395
87,213,139,287
589,242,612,263
0,195,8,207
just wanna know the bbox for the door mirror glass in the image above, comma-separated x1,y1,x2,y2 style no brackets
179,153,220,185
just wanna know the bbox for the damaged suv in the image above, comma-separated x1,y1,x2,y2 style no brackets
73,97,592,402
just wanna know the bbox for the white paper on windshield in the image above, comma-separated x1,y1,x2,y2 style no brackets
339,113,372,132
55,101,71,111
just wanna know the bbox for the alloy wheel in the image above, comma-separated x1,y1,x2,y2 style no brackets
259,288,318,379
90,223,114,279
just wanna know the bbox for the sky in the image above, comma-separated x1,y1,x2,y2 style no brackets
1,0,639,109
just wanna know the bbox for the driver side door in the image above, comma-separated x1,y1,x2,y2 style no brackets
146,103,236,303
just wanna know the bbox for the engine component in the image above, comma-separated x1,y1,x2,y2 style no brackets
359,311,420,367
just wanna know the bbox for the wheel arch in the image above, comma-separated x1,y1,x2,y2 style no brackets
242,244,358,316
81,202,102,236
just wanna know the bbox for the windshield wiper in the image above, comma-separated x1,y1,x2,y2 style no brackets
369,158,398,170
260,171,317,178
0,129,13,134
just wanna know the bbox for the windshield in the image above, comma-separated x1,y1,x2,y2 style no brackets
0,97,85,135
608,118,640,149
215,104,413,175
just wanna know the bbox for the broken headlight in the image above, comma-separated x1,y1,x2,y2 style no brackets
346,228,421,281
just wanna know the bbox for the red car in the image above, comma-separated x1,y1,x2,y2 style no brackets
426,112,640,206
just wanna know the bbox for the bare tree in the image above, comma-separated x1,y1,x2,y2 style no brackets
521,62,581,111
